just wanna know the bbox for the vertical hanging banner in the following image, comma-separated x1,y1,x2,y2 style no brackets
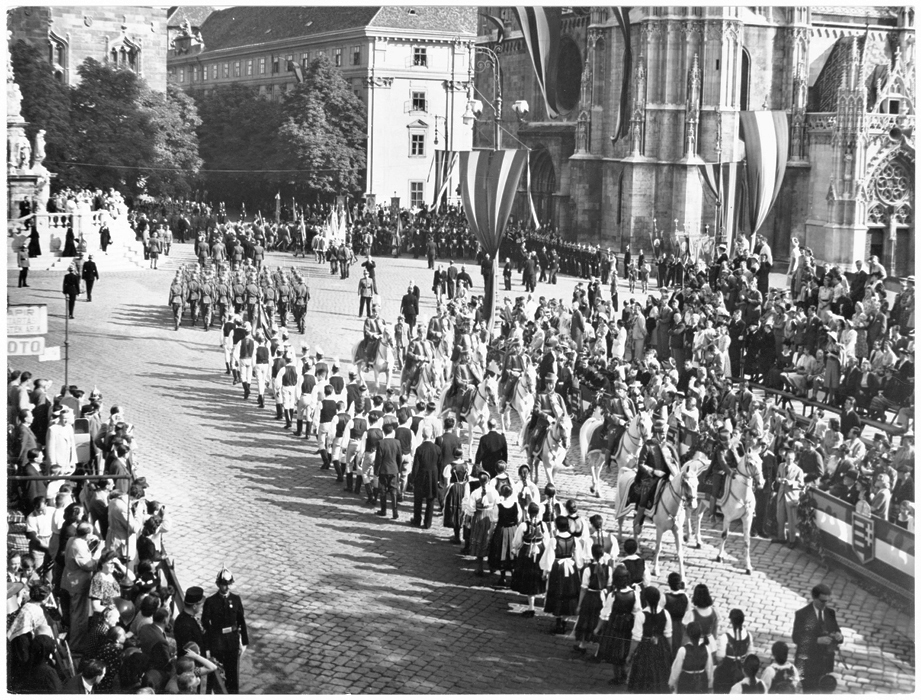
739,110,789,236
459,149,529,323
514,7,562,119
697,161,742,244
611,7,633,143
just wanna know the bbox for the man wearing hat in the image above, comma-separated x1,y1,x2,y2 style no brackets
237,322,255,400
360,304,385,370
202,568,248,694
526,373,567,459
631,413,680,535
81,254,99,302
62,264,81,320
17,244,30,287
175,586,205,657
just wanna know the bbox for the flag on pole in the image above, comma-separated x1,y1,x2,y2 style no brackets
274,192,281,223
611,8,633,144
526,151,540,230
739,110,789,237
459,149,529,323
513,7,562,119
431,151,458,210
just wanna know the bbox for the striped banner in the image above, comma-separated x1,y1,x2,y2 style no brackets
430,150,458,210
514,7,562,119
739,110,789,235
697,161,742,243
611,7,633,143
459,149,529,321
526,151,540,230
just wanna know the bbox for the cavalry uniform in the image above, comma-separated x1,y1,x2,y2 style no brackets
632,424,680,517
361,315,384,366
500,345,531,405
528,379,567,455
403,334,434,391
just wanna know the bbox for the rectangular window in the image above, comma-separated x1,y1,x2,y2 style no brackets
411,91,427,112
410,181,425,208
179,67,185,83
211,64,218,80
233,61,240,77
302,53,309,68
259,57,266,74
413,46,427,67
222,62,229,78
246,59,253,76
352,45,361,65
192,66,200,82
272,56,279,74
410,132,425,157
334,48,342,67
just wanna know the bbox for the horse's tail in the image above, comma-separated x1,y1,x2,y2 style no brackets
351,341,362,366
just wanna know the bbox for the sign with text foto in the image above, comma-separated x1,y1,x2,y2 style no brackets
7,305,48,336
39,346,61,362
8,337,45,357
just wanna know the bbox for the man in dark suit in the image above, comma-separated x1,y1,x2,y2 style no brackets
570,302,585,352
375,422,403,519
792,583,842,691
849,259,868,303
81,254,99,302
174,585,205,657
400,285,419,329
202,568,249,694
62,659,106,693
474,418,508,479
446,260,458,299
410,425,441,528
63,265,81,319
840,396,862,438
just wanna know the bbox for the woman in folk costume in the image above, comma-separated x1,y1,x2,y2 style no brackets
442,449,471,546
713,607,755,693
572,543,611,655
541,515,584,635
511,502,548,617
594,564,637,683
682,583,720,655
465,472,497,576
487,483,520,586
668,621,713,693
664,572,690,660
620,537,651,589
626,585,673,693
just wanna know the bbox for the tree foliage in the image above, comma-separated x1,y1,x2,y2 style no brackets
280,54,367,196
69,59,158,193
139,84,203,197
9,40,75,186
193,83,284,205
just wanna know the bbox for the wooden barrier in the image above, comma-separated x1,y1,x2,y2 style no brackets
812,489,914,599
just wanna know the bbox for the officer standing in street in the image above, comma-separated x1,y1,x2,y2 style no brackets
202,567,249,694
17,244,30,287
82,254,99,302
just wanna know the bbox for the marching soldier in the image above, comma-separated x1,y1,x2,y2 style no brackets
186,270,201,326
231,273,246,315
202,567,249,694
168,271,185,331
215,274,231,325
292,274,310,334
262,277,276,327
276,276,291,327
200,273,215,330
245,274,260,322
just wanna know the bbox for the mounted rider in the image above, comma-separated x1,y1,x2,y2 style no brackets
600,380,637,466
360,304,384,370
707,425,741,519
527,373,567,455
631,415,681,535
447,349,483,417
403,324,434,390
499,337,533,409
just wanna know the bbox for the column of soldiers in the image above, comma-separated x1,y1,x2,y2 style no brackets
167,260,310,334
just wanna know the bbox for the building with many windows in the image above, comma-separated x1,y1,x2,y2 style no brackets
8,5,169,91
168,6,477,208
477,6,914,276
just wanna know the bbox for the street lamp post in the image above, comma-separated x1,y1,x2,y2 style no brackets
464,45,502,149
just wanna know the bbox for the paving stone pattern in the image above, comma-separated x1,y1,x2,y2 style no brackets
7,244,913,694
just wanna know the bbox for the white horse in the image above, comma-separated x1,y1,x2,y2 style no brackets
651,462,699,581
715,450,765,575
436,373,499,453
351,328,395,392
682,451,712,549
611,412,654,538
579,404,606,496
524,412,573,488
498,367,536,446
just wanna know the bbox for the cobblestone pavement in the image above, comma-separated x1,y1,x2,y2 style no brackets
7,244,914,694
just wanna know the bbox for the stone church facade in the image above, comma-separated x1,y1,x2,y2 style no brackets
477,6,914,276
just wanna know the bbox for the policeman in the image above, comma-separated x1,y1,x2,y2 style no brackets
202,567,249,694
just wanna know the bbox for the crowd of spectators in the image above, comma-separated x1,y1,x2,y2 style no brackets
6,371,223,694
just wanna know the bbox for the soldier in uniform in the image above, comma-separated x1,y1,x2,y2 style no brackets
199,272,215,330
186,270,201,326
231,273,246,315
447,349,482,417
631,416,680,536
292,273,310,334
168,272,185,331
276,276,291,327
402,324,433,396
262,277,276,327
202,567,249,694
244,274,260,323
500,337,533,411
